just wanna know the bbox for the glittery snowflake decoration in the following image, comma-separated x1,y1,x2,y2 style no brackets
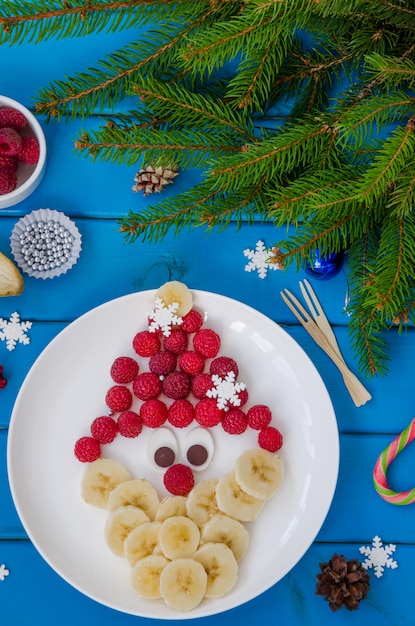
147,298,182,337
359,536,398,578
0,312,32,351
0,564,10,581
206,371,246,410
244,240,281,279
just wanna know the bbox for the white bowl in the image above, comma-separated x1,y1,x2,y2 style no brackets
0,95,47,209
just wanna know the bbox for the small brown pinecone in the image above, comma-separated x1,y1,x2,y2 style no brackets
132,164,179,196
315,553,370,612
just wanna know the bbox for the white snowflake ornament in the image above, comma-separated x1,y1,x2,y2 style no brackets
147,298,182,337
244,240,281,279
359,536,398,578
206,371,246,410
0,564,10,581
0,312,32,351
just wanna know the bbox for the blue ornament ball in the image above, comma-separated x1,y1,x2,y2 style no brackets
305,248,345,280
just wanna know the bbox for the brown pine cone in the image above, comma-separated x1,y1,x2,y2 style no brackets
316,553,370,612
132,164,179,196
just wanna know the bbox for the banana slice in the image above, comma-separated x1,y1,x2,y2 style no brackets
193,542,238,598
215,472,265,522
131,554,169,599
104,505,150,556
124,521,162,566
159,515,200,560
155,281,193,317
186,478,219,527
200,513,249,562
155,495,187,522
159,558,207,611
81,458,132,508
0,251,24,296
107,478,160,519
235,449,284,500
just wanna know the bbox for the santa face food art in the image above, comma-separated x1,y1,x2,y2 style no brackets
74,282,285,612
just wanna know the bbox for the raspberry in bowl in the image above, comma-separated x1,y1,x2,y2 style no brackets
0,95,47,209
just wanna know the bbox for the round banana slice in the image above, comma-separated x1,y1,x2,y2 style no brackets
107,478,160,519
159,558,207,611
193,542,238,598
159,515,200,560
124,521,162,566
81,458,132,508
155,495,187,522
234,449,284,500
186,478,219,527
104,505,150,556
0,251,24,296
131,554,169,599
155,281,193,317
215,471,265,522
200,513,249,562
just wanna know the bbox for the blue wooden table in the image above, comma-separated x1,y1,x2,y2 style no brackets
1,28,415,626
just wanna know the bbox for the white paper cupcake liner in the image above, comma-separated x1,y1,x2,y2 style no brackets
10,208,82,279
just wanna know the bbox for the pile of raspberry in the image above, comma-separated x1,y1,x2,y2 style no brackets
74,303,284,491
0,106,40,195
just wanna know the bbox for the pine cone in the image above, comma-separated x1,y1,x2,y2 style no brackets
315,554,370,612
132,164,179,196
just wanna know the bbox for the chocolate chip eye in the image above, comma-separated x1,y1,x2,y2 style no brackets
184,428,214,471
154,446,176,468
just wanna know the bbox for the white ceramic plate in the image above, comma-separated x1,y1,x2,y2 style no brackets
7,290,339,620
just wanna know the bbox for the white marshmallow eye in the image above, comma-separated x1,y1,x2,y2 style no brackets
184,428,214,472
147,428,178,471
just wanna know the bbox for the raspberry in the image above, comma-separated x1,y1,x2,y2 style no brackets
168,399,195,428
163,328,188,354
133,372,162,400
0,155,18,170
181,308,204,333
140,398,168,427
258,426,283,452
0,365,7,389
163,464,195,496
133,330,161,357
149,351,177,377
193,328,220,358
18,135,40,165
105,385,133,412
236,387,249,407
210,356,239,378
0,167,17,194
0,107,27,131
222,408,248,435
247,404,272,430
178,350,205,376
191,373,214,399
0,127,22,156
195,397,224,427
74,436,101,462
163,371,191,399
90,416,118,443
110,356,139,383
118,410,143,438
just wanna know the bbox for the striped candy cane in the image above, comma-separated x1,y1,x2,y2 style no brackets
373,417,415,505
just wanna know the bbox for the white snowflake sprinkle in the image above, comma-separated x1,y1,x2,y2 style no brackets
206,371,246,410
359,536,398,578
147,298,182,337
0,312,32,351
244,240,281,279
0,564,10,581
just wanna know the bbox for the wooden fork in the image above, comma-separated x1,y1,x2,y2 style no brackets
281,284,371,407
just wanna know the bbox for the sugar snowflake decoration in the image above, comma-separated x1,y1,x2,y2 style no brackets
0,312,32,351
244,240,281,279
206,371,246,410
359,536,398,578
148,298,182,337
0,564,9,581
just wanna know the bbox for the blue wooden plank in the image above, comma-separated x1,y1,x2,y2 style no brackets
0,538,409,625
